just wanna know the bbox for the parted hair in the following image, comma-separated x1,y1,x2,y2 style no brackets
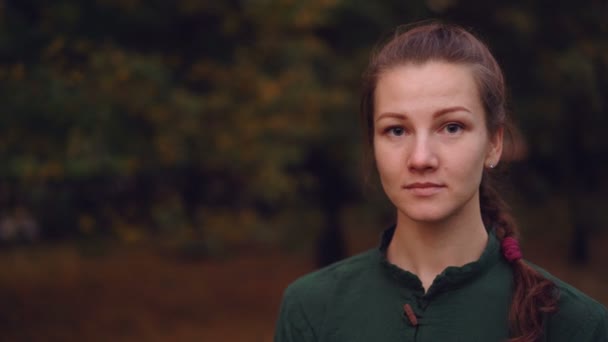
360,21,558,342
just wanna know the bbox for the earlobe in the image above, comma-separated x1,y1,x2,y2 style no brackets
486,127,504,168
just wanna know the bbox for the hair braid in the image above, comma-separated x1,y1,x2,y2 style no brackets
480,173,558,342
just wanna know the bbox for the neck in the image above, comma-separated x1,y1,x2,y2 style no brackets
386,206,488,292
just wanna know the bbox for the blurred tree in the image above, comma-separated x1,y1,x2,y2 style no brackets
0,0,606,262
0,0,367,251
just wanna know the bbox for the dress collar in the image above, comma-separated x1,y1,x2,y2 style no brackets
378,225,502,298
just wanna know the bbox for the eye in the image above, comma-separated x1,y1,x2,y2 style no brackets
443,123,463,134
387,126,406,136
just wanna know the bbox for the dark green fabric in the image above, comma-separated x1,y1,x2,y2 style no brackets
275,227,608,341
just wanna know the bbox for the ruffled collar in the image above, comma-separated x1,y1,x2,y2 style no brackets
378,225,501,299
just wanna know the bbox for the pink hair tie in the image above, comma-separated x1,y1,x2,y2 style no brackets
502,237,522,262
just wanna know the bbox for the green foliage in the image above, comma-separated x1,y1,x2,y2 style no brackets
1,0,607,248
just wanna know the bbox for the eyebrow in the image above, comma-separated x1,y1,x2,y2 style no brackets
375,106,472,122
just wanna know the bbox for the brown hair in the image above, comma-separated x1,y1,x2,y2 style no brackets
361,21,558,342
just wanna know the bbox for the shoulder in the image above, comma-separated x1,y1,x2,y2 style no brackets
550,276,608,340
527,262,608,340
283,248,379,305
276,249,380,338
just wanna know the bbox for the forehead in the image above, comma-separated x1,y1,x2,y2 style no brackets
374,61,483,116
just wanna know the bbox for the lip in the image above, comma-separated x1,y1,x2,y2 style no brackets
403,182,445,196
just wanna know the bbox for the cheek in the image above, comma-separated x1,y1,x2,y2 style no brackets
460,133,492,164
374,155,401,193
446,144,487,183
374,143,400,176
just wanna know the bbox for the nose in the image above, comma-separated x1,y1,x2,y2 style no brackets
407,135,438,172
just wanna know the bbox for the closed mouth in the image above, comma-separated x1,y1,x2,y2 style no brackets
403,182,444,189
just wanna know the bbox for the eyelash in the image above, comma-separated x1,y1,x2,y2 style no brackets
443,122,464,134
384,126,406,136
382,122,465,137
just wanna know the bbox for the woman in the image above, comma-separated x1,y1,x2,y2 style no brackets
275,22,607,341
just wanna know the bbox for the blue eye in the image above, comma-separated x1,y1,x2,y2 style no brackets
444,123,463,134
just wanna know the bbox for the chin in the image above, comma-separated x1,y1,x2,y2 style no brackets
395,197,471,223
398,207,453,224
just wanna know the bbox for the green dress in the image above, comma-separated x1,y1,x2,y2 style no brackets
275,227,608,341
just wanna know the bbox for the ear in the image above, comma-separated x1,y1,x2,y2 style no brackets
485,127,504,168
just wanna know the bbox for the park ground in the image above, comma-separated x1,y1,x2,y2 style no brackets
1,229,608,342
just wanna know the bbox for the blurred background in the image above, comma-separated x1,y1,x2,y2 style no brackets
1,0,607,341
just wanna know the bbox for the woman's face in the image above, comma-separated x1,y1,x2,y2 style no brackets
373,61,502,225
